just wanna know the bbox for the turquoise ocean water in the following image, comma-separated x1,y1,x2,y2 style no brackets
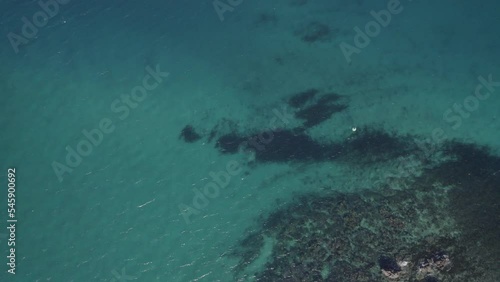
0,1,499,281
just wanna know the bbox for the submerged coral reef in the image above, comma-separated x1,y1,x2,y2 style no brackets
229,139,500,281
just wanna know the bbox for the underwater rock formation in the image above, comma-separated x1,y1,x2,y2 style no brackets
179,125,202,143
229,139,500,281
379,255,401,278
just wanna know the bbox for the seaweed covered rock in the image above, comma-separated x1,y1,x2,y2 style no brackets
379,255,401,279
416,251,452,280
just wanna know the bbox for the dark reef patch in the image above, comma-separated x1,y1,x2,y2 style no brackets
440,141,500,180
418,141,500,262
288,88,318,108
179,125,201,143
317,92,342,104
250,130,337,162
379,255,401,273
295,102,347,128
338,127,415,164
288,89,348,129
209,88,348,154
215,134,245,154
216,129,338,162
213,125,418,167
